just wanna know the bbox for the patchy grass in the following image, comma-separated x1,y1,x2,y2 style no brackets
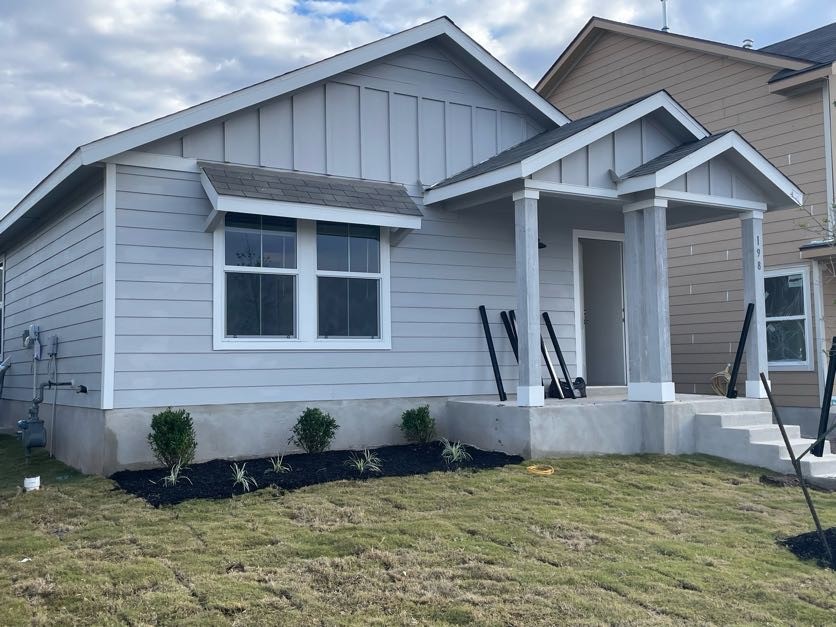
0,435,834,625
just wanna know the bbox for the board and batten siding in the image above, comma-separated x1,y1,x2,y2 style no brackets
138,42,543,189
111,164,622,408
2,182,104,409
544,31,828,407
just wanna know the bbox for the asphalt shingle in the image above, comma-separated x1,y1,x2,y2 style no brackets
199,162,422,217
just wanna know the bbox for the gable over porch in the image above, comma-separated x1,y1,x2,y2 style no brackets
424,91,804,407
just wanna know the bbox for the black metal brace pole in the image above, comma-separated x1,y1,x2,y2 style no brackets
479,306,507,402
500,311,518,362
543,312,576,399
761,372,834,568
813,337,836,457
727,303,754,399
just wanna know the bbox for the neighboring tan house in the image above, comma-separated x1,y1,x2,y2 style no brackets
0,17,803,475
538,18,836,431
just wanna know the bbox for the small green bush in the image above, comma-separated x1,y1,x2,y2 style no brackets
289,407,339,453
147,407,197,468
400,405,436,444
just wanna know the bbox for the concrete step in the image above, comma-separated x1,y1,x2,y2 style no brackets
725,423,800,443
694,411,773,428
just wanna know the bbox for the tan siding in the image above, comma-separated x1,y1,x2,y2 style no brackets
545,31,828,407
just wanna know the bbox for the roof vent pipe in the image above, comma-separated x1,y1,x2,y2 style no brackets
660,0,670,32
743,38,754,49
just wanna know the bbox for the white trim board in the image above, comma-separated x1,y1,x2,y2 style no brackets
424,91,709,205
101,163,117,410
571,229,626,382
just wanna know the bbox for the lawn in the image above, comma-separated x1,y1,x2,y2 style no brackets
0,435,834,625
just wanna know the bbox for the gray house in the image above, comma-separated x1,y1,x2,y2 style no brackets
0,18,808,475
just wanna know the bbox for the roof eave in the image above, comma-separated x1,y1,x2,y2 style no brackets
537,17,813,96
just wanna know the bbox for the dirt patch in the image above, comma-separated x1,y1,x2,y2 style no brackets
110,443,522,507
759,474,835,492
780,527,836,569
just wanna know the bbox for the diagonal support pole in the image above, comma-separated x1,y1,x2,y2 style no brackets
761,372,834,568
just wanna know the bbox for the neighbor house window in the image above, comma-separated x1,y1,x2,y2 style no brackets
764,267,811,369
223,214,297,337
214,214,390,350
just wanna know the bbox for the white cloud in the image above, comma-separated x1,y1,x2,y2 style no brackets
1,0,834,210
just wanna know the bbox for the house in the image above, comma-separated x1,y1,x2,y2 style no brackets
0,17,805,475
537,18,836,434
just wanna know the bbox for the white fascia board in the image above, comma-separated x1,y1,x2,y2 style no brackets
655,188,767,212
206,189,422,230
519,91,709,177
524,179,620,201
618,132,804,206
423,163,523,205
0,150,84,236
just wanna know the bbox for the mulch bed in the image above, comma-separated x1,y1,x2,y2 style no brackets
780,527,836,569
110,443,523,507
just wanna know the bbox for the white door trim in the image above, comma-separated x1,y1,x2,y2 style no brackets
572,229,626,381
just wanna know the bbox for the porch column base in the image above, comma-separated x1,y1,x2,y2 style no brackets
517,385,545,407
745,379,769,399
628,381,675,403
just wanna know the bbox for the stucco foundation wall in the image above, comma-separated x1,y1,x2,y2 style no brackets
0,399,105,475
103,396,451,475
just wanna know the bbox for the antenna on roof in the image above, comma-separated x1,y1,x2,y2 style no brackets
660,0,670,32
742,38,754,49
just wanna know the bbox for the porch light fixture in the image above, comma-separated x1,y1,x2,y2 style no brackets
538,239,546,249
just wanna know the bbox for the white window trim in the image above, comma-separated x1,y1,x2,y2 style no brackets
213,218,391,351
764,265,813,371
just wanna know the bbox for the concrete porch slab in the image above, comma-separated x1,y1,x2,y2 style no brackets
443,389,770,459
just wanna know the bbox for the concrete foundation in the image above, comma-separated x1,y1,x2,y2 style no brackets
444,390,771,458
2,396,450,475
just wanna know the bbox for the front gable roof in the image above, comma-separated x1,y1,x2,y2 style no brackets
2,16,567,238
536,17,812,95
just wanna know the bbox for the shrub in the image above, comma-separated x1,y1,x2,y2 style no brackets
147,407,197,468
400,405,436,444
289,407,339,454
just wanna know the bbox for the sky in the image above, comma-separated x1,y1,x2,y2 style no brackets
2,0,835,212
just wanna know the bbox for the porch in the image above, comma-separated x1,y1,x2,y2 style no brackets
425,92,804,408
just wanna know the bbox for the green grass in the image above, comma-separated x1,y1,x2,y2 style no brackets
0,435,834,625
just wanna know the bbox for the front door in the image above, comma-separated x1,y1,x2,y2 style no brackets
580,237,626,385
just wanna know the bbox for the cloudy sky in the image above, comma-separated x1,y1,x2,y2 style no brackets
2,0,835,211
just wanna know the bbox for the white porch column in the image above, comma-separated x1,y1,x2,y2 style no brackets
623,199,675,402
513,189,544,407
741,210,769,398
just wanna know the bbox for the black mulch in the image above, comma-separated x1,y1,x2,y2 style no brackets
110,443,523,507
779,527,836,569
760,474,835,492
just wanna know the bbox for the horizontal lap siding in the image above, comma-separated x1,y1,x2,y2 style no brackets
112,166,578,408
546,31,827,407
2,182,104,408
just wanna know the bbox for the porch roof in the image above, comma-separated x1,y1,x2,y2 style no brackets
423,91,804,213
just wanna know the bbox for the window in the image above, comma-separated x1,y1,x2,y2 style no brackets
214,214,390,350
764,267,811,369
316,223,381,338
223,214,297,338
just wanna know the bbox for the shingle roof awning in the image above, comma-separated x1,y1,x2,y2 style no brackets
199,162,422,230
